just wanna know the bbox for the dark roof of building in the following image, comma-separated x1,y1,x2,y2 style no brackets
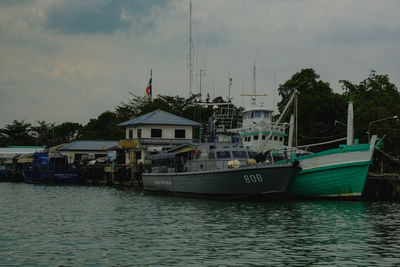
0,146,46,159
118,109,201,127
58,140,118,151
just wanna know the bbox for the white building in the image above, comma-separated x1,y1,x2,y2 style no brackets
118,109,201,164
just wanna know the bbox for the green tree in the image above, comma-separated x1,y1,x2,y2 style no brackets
82,111,125,140
340,71,400,152
53,122,83,144
0,120,35,146
278,68,347,148
116,93,203,119
30,120,56,147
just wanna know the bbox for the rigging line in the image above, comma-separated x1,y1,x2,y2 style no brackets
298,132,347,140
373,128,400,132
277,95,291,109
376,148,400,166
296,137,347,149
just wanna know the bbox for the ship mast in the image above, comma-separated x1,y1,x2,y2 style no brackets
252,62,256,105
188,0,194,96
240,61,267,103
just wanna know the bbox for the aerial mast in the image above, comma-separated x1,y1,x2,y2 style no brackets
252,61,256,105
188,0,194,96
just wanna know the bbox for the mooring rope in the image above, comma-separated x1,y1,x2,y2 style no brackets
376,147,400,166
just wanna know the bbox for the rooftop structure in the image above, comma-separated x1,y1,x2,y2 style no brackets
118,109,201,127
58,141,118,151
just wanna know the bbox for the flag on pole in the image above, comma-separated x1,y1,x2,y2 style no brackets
146,77,152,97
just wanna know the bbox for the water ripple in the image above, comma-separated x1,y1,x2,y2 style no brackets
1,183,400,266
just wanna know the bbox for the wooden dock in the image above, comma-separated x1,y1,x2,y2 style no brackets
3,160,400,200
363,172,400,200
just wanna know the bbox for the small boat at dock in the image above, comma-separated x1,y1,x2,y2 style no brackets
22,152,79,184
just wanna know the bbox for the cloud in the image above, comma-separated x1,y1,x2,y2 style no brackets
0,25,60,53
42,0,171,34
316,23,400,45
0,0,37,6
1,0,400,128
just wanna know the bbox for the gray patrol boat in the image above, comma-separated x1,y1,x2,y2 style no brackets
143,137,298,198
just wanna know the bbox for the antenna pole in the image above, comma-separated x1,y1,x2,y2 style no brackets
228,72,232,100
295,91,298,147
188,0,193,96
242,78,245,107
252,63,256,105
197,69,205,96
273,69,276,112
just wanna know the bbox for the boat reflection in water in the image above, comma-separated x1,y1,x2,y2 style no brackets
143,137,299,199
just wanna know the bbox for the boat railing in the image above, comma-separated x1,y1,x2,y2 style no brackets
233,122,288,134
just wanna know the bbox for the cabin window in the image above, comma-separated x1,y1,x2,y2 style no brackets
254,111,262,118
216,151,231,159
137,129,142,138
262,135,266,140
135,151,142,160
128,129,133,139
208,151,215,159
151,129,162,138
274,136,278,141
248,151,256,158
175,129,186,139
279,137,283,142
232,151,248,159
243,112,250,119
254,135,259,140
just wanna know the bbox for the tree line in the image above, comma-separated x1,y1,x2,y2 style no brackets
1,68,399,156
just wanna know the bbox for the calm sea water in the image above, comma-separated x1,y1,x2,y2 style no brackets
1,183,400,266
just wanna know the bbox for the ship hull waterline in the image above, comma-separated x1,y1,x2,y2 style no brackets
287,161,371,198
286,136,377,198
143,163,298,199
23,170,79,184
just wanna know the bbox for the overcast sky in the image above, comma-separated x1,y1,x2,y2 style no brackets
1,0,400,127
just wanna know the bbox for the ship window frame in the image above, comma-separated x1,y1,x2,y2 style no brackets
254,110,262,118
128,129,133,139
137,129,142,138
248,151,256,158
208,151,215,159
216,151,231,159
232,151,248,159
254,135,259,140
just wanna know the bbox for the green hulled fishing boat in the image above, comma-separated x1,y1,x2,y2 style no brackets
283,135,378,197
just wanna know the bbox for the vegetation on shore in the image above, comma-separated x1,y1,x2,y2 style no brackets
1,68,399,156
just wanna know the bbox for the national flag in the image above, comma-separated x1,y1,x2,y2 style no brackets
146,77,152,97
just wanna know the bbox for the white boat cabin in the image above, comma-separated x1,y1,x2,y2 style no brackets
231,107,289,152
